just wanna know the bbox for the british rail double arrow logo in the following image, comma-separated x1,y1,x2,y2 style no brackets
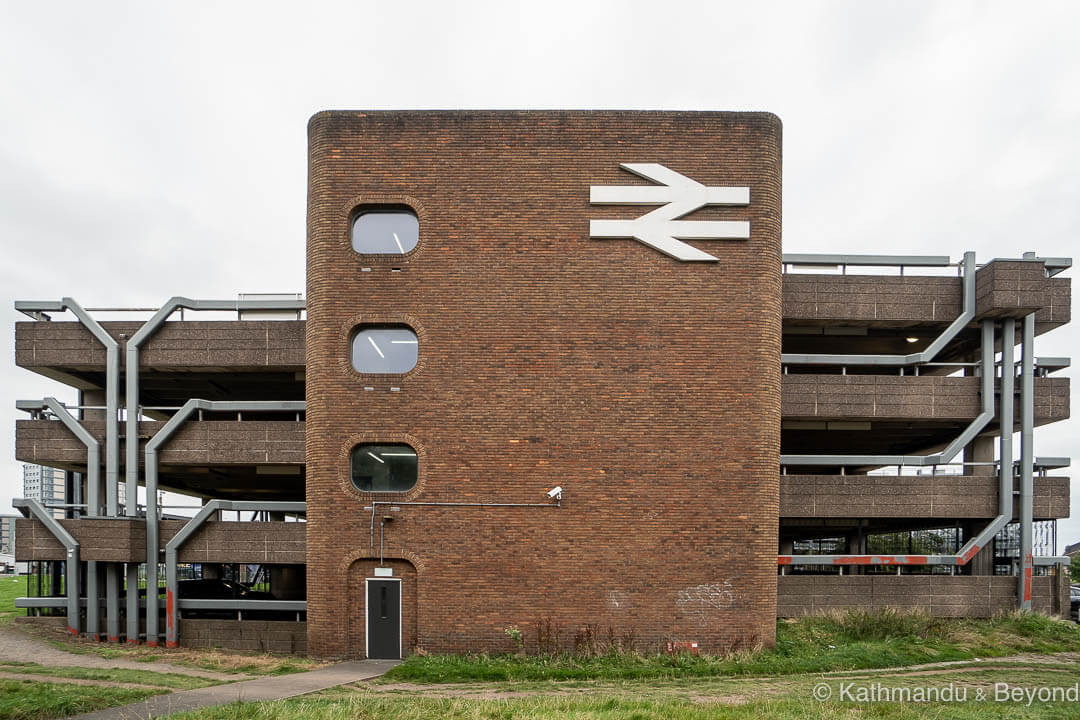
589,163,750,262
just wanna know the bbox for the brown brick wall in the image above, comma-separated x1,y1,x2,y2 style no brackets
780,475,1069,520
777,574,1068,618
305,111,782,658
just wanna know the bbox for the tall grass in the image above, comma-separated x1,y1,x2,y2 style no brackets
384,609,1080,683
0,679,163,719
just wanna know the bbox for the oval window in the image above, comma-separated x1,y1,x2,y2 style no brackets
351,208,418,254
351,444,417,492
350,326,418,374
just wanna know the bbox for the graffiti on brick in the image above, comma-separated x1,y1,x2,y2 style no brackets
675,580,735,621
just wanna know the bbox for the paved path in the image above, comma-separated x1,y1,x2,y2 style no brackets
70,660,399,719
0,626,240,681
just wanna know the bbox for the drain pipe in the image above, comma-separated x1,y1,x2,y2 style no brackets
61,299,119,516
42,400,100,635
125,296,304,644
1018,311,1035,608
23,398,98,634
951,317,1014,565
61,299,121,641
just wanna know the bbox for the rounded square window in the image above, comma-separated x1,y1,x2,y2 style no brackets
351,444,417,492
351,207,418,254
351,326,418,374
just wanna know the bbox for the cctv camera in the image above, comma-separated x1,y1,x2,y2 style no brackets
546,486,563,499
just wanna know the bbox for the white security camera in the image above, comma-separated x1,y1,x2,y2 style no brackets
546,486,563,500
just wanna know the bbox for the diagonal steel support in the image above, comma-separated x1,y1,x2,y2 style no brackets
780,320,1008,568
144,399,305,645
33,398,100,636
164,500,306,647
124,296,303,645
781,317,996,468
781,251,976,366
14,499,80,634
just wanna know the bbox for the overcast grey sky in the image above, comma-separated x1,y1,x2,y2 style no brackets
1,1,1077,544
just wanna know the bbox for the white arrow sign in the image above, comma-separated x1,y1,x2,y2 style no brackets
589,163,750,262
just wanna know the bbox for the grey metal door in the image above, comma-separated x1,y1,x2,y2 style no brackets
366,579,400,659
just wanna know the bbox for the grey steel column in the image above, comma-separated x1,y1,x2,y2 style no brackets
125,563,139,644
105,565,119,641
1018,313,1035,609
63,299,121,640
44,397,99,638
1000,318,1015,584
144,438,161,646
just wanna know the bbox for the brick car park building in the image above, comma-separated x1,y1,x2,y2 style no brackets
11,111,1073,657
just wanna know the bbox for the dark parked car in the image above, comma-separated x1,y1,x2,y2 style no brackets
1070,585,1080,623
141,579,278,618
177,578,273,601
177,578,276,618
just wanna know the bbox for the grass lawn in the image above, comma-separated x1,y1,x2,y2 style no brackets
0,678,163,720
42,640,321,677
162,663,1080,719
0,577,28,628
159,609,1080,719
0,661,219,690
383,609,1080,682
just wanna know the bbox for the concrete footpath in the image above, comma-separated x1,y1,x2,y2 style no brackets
70,659,399,719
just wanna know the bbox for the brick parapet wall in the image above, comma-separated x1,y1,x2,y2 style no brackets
777,574,1068,618
780,475,1070,520
15,320,305,371
15,517,304,564
178,619,307,653
781,375,1068,424
15,419,304,467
